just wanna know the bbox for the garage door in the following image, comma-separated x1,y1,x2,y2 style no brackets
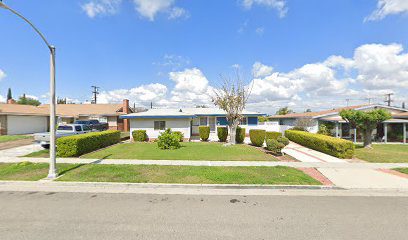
7,115,48,135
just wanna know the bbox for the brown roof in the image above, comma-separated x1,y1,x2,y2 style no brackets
268,104,370,119
395,112,408,118
0,104,49,116
39,104,129,118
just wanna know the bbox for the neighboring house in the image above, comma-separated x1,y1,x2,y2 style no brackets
268,104,408,143
121,108,265,141
39,99,136,131
0,104,49,135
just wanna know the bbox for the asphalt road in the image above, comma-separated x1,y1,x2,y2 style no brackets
0,191,407,240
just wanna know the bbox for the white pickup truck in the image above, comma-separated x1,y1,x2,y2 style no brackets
34,124,91,148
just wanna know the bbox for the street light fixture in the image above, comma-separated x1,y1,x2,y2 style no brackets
0,0,57,178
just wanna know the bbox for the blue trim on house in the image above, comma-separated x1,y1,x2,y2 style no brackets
248,117,258,125
195,113,266,117
216,117,228,125
120,115,195,119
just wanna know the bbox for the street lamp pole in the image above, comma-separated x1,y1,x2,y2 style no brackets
0,1,57,178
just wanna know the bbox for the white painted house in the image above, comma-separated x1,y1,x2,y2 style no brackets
121,108,266,141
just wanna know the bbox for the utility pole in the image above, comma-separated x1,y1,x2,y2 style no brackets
91,86,99,104
384,93,394,106
345,99,350,107
365,97,374,105
150,102,153,109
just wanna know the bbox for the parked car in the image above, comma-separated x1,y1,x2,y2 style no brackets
73,120,109,131
34,124,91,149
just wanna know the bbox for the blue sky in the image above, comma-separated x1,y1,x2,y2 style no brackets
0,0,407,113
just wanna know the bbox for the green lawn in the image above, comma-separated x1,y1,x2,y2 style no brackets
57,165,320,185
0,162,81,181
354,144,408,163
0,135,31,143
394,168,408,175
82,142,277,161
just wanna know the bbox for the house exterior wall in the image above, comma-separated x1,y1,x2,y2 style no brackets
130,118,191,140
6,115,48,135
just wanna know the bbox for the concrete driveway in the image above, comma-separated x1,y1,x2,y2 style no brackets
0,144,43,158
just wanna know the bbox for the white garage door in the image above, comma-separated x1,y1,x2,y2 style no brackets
7,115,48,135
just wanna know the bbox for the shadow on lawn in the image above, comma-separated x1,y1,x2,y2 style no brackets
59,164,86,175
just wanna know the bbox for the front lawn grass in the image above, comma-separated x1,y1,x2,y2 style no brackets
0,162,81,181
57,165,321,185
23,149,50,158
354,144,408,163
394,168,408,175
82,142,277,161
0,135,31,143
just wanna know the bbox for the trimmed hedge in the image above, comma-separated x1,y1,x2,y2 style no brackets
266,139,285,155
277,136,289,146
157,129,181,150
249,129,266,147
173,131,184,142
265,131,282,140
285,130,354,159
132,130,147,142
57,130,121,157
236,127,246,144
199,126,210,141
217,127,228,142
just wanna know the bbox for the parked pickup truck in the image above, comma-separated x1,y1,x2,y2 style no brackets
73,120,109,131
34,124,91,149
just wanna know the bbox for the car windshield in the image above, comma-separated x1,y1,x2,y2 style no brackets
75,121,88,124
58,126,73,131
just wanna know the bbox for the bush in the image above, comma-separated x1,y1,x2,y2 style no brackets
173,131,184,142
277,136,289,146
217,127,228,142
265,131,282,140
285,130,354,159
157,128,181,150
266,139,285,155
290,126,308,131
199,126,210,141
57,130,121,157
236,127,246,144
132,130,147,142
249,129,265,147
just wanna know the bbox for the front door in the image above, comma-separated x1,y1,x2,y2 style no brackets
209,117,216,132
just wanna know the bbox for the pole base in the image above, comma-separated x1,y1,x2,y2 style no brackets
47,171,58,179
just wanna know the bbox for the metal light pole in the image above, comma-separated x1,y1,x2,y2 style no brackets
0,1,57,178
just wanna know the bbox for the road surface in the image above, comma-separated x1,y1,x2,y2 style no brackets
0,191,407,239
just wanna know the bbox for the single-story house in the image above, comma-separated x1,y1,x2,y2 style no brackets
268,104,408,144
121,108,266,141
39,99,136,131
0,103,49,135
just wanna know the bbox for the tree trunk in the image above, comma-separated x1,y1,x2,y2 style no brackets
363,128,373,148
228,121,239,145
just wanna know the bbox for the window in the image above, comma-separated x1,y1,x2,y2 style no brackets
199,117,208,126
154,121,166,130
240,117,247,125
57,126,73,131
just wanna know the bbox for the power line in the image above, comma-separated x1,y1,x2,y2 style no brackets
91,86,100,104
384,93,394,107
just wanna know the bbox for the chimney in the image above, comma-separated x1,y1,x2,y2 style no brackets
123,99,130,132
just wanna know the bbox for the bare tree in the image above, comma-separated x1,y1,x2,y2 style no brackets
212,71,251,145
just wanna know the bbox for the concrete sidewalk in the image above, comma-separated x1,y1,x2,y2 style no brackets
283,142,346,163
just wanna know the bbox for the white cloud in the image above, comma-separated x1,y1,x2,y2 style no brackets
0,69,6,81
98,83,168,104
133,0,187,21
81,0,122,18
366,0,408,21
0,95,6,103
252,62,273,78
169,68,213,104
153,54,190,69
255,27,265,36
241,0,287,18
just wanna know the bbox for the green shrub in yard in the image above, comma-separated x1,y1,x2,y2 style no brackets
57,130,121,157
285,130,354,159
199,126,210,141
265,131,282,140
277,136,290,146
249,129,266,147
132,130,147,142
266,139,285,155
157,129,181,150
236,127,246,144
173,131,184,142
217,127,228,142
